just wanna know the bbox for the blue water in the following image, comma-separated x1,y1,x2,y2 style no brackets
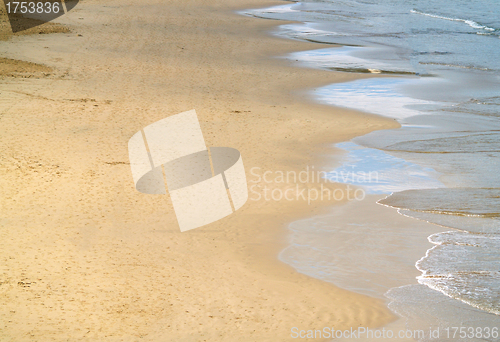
246,0,500,73
330,142,444,194
243,0,500,339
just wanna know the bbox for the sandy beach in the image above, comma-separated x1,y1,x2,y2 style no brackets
0,0,401,340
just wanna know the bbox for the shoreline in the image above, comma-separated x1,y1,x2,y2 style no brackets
257,1,500,337
0,0,401,340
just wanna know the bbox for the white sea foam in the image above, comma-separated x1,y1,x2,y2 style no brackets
313,78,443,119
416,231,500,316
411,9,496,32
286,46,414,74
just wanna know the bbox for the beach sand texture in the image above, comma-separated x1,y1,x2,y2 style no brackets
0,0,400,340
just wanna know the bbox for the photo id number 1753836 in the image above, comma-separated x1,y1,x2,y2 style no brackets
445,327,498,339
5,2,61,14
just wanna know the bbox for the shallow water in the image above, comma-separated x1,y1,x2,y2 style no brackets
380,189,500,316
330,142,443,194
242,0,500,338
387,285,500,342
278,195,442,299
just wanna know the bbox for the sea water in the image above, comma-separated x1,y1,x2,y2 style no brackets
243,0,500,339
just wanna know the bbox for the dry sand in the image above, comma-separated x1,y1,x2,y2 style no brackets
0,0,401,340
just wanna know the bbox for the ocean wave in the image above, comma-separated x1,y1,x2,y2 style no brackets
398,209,500,234
410,9,496,32
416,231,500,316
418,61,495,72
378,188,500,217
384,132,500,153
